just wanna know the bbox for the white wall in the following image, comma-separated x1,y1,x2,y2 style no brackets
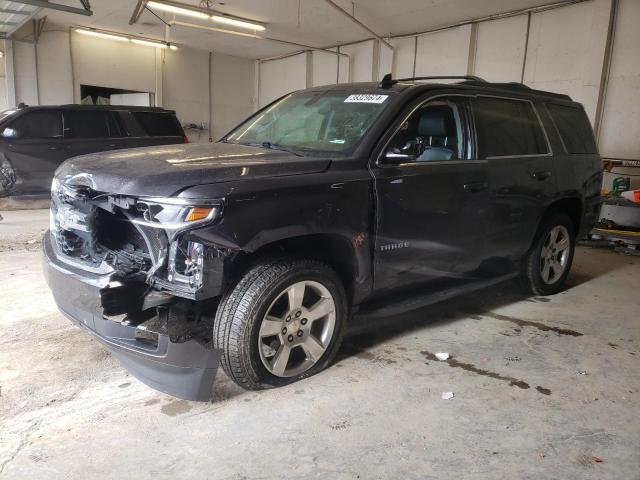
340,40,375,82
5,29,256,143
36,31,73,105
474,15,528,82
598,0,640,161
13,41,38,106
212,52,255,138
415,25,471,76
258,53,306,108
523,0,610,123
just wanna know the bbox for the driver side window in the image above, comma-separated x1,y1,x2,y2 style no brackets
385,97,466,164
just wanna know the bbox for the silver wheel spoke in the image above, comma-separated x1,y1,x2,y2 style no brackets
260,315,283,338
555,236,569,252
302,336,326,362
306,297,334,322
542,260,551,283
287,282,306,310
270,344,292,376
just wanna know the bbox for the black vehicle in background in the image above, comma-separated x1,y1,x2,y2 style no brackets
43,75,602,400
0,105,187,197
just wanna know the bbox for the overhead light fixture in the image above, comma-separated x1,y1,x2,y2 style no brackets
75,27,178,50
210,15,265,31
146,1,209,19
144,0,265,31
131,38,168,48
75,28,129,42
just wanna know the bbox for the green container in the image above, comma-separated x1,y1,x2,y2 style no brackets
612,177,631,197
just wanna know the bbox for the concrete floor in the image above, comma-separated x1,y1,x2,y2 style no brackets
1,210,639,480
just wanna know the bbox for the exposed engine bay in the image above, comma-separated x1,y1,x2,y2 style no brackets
49,176,229,344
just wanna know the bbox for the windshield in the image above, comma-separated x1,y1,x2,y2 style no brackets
0,109,18,122
225,91,392,154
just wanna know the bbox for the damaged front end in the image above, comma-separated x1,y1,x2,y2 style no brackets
44,174,229,400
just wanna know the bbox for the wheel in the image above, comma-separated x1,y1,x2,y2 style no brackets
213,258,347,390
522,212,575,296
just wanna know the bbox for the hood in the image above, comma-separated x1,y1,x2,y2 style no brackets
55,142,331,197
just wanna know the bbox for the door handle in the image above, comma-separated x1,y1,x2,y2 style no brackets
532,170,551,180
463,181,489,192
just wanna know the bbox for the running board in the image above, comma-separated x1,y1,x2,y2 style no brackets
355,272,520,320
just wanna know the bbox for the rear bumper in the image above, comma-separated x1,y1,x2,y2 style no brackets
43,232,221,401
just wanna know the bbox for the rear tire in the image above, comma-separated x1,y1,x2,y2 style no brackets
522,212,575,296
213,258,347,390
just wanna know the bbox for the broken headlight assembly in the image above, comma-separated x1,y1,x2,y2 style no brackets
128,197,221,232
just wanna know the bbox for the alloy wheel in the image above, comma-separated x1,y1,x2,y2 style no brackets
540,225,571,284
258,280,336,377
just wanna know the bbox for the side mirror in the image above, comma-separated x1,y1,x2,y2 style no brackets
385,150,416,163
1,128,17,139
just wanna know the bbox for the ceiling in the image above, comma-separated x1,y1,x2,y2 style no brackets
19,0,564,59
0,1,39,37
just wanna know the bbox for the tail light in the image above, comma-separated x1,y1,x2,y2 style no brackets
183,134,189,144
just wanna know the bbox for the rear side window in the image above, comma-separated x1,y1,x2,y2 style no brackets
6,110,62,139
131,112,181,137
63,111,125,138
474,97,548,158
546,103,597,154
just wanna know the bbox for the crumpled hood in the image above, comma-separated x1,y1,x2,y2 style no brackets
55,142,331,197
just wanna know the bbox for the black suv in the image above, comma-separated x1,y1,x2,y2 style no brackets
0,105,186,197
43,75,602,400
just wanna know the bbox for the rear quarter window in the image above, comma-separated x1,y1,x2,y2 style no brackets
474,97,548,158
545,103,597,154
131,112,182,137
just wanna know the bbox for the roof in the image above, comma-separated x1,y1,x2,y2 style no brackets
302,76,573,102
14,105,176,113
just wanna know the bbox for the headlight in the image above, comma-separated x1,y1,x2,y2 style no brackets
127,197,221,231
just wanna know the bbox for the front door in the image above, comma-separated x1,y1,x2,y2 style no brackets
371,95,489,294
1,109,70,195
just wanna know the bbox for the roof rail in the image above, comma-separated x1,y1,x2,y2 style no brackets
379,73,486,89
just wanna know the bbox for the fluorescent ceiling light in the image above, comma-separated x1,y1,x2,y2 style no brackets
210,15,265,31
146,1,209,19
75,28,129,42
131,38,168,48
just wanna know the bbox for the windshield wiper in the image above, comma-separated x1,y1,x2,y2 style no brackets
260,141,304,157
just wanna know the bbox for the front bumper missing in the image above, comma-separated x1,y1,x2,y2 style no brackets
43,232,221,401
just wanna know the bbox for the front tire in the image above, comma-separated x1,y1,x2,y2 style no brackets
522,212,576,295
213,258,347,390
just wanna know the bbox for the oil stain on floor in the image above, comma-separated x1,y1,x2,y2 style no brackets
421,350,552,395
161,399,193,417
483,312,583,337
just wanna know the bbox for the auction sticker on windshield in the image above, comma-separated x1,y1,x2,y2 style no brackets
344,94,388,104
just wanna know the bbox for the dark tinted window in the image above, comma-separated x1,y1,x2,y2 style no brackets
546,103,597,154
132,112,181,137
7,110,62,139
63,110,124,138
475,97,547,158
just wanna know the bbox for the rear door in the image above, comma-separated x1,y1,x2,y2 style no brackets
472,96,554,262
371,94,490,294
63,109,127,157
0,109,69,195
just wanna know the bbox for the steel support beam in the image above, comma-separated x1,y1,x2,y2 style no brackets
129,0,147,25
0,8,30,15
323,0,392,50
11,0,92,16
